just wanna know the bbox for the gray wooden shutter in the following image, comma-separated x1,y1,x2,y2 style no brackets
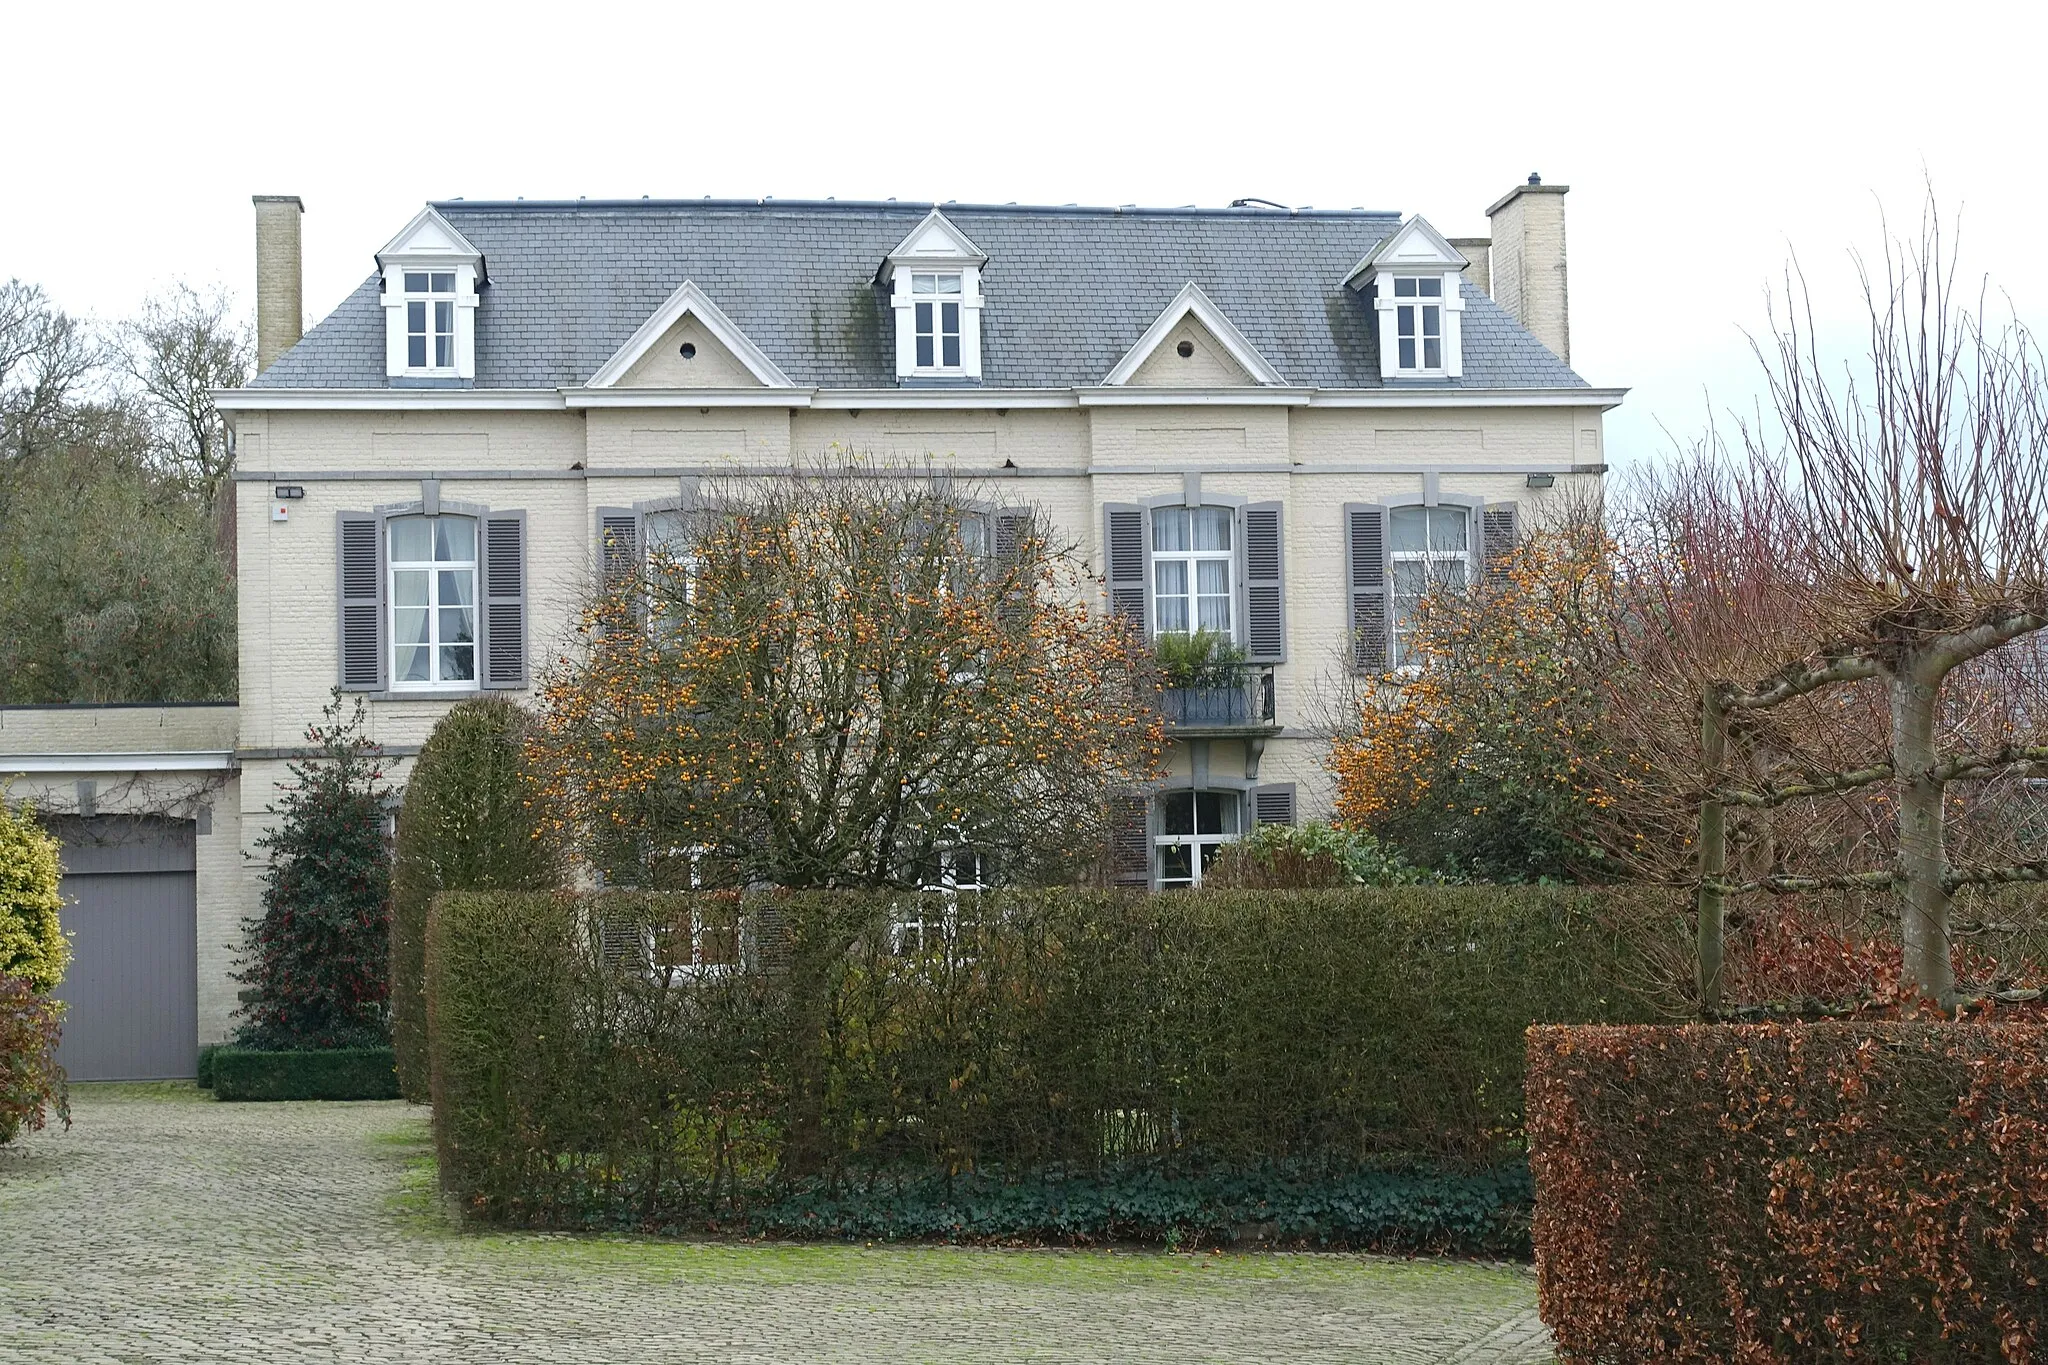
597,508,643,590
1481,503,1520,584
1241,501,1286,664
336,512,383,691
993,507,1033,623
598,916,648,974
1108,792,1151,887
1343,503,1389,672
1103,503,1149,629
1250,784,1297,827
480,511,527,689
993,507,1031,560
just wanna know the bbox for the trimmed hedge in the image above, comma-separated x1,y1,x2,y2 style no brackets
211,1047,400,1101
428,886,1654,1248
390,698,559,1104
1528,1023,2048,1361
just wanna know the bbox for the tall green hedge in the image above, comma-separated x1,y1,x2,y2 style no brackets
390,698,558,1102
428,886,1657,1248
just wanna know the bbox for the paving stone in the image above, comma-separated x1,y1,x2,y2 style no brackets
0,1086,1554,1362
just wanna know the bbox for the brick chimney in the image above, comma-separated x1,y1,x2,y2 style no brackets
252,195,304,373
1485,174,1569,364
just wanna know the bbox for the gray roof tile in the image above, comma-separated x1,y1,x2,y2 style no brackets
256,201,1587,391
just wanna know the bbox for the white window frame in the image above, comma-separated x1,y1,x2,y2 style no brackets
896,847,993,953
1388,503,1473,668
387,513,479,693
909,272,964,373
642,508,700,624
400,270,459,374
647,849,741,980
1389,275,1446,375
1151,506,1235,640
1154,789,1242,889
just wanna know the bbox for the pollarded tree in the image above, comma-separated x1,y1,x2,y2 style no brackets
530,470,1164,890
1598,205,2048,1011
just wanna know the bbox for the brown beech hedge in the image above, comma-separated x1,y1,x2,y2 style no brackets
1527,1022,2048,1362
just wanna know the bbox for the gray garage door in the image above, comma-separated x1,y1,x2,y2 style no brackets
47,816,199,1081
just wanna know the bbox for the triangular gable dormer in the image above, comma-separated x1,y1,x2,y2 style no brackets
378,207,487,382
1344,216,1469,381
585,281,794,389
881,209,988,382
1102,282,1286,386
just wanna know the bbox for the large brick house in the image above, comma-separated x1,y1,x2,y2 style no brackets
3,181,1621,1075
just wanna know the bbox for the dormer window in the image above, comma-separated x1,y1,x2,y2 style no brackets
1391,277,1444,372
883,210,987,383
912,273,963,369
404,272,457,370
1345,216,1469,383
376,206,485,383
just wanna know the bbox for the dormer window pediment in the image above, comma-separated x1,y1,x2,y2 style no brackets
377,207,484,383
882,210,987,382
1346,216,1469,381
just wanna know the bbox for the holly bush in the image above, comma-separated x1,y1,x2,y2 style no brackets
235,693,392,1050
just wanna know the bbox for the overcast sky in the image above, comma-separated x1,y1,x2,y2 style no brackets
6,0,2038,468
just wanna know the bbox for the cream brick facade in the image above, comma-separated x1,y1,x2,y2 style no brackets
226,395,1610,867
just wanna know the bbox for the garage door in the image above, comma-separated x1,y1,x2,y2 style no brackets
47,816,199,1081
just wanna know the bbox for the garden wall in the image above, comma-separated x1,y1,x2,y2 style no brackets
427,886,1655,1249
1527,1022,2048,1361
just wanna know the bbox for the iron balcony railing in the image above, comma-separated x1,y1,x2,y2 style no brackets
1160,665,1278,731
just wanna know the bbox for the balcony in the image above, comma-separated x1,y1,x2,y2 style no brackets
1160,665,1279,736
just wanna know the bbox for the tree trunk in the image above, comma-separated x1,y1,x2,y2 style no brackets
1696,685,1728,1014
1890,661,1957,1006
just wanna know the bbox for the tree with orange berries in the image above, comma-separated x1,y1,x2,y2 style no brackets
1329,509,1619,882
530,470,1163,890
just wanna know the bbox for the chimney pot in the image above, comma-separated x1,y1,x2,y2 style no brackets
1528,172,1541,186
252,195,304,374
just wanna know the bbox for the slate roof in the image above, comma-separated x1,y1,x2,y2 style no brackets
254,200,1589,391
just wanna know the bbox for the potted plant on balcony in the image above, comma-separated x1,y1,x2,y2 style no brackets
1154,629,1253,725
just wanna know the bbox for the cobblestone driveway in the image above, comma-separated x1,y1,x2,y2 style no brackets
0,1086,1553,1363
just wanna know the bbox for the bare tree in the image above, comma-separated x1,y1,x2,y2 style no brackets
1599,204,2048,1012
120,283,251,513
0,279,100,462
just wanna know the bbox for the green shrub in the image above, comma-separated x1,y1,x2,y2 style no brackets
428,885,1657,1247
1528,1022,2048,1360
390,698,558,1103
1153,628,1245,688
0,975,68,1143
1204,821,1439,889
210,1047,400,1101
195,1043,220,1089
235,694,391,1051
0,801,67,993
